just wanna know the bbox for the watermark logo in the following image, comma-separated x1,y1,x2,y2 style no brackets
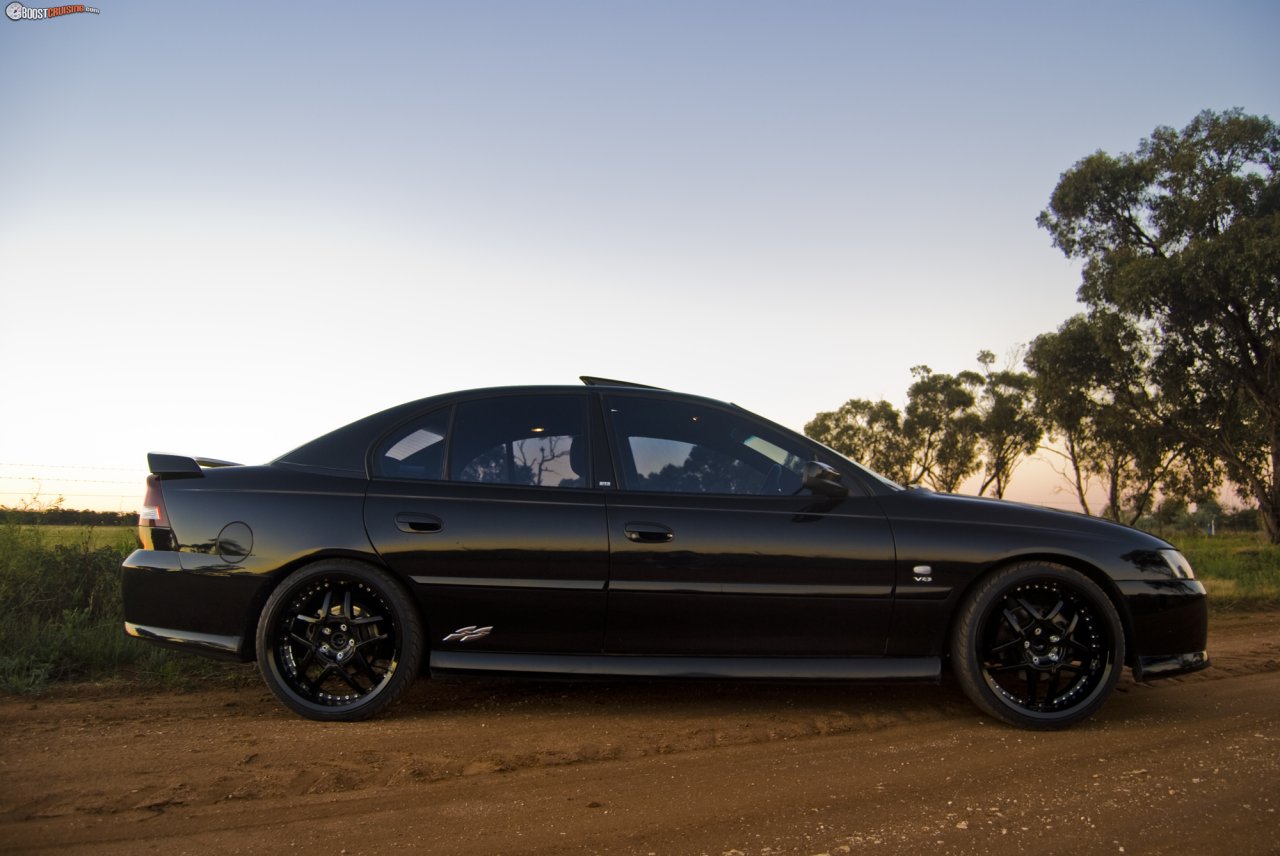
6,2,100,20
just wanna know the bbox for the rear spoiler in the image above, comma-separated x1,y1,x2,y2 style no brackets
147,453,242,477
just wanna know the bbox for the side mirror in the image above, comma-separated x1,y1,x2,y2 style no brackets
802,461,848,498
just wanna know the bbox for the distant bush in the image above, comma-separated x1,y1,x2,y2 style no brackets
0,507,136,526
1135,499,1263,539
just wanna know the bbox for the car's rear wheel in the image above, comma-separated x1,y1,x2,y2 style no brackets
256,560,423,721
951,562,1123,729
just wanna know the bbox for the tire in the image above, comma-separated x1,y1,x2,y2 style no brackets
255,559,424,722
950,562,1124,730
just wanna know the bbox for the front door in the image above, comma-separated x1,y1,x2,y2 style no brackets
600,393,896,656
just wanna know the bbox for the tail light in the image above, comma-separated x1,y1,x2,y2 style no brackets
138,474,176,550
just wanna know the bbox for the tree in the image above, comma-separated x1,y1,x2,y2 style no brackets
1025,312,1188,524
1038,109,1280,541
804,398,914,484
807,367,985,492
973,350,1042,498
902,365,983,492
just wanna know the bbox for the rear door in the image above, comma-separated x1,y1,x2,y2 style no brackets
364,393,609,654
600,392,896,656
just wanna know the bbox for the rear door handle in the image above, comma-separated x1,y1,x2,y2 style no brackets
395,512,444,534
624,522,673,543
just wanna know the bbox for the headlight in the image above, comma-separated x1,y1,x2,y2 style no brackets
1159,549,1196,580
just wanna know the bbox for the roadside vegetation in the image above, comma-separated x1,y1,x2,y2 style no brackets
1177,533,1280,611
0,513,1275,695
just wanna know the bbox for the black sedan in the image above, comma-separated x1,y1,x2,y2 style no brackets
122,378,1208,728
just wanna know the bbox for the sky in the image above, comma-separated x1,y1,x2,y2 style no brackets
2,1,1278,513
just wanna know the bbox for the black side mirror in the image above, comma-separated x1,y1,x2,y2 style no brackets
802,461,848,498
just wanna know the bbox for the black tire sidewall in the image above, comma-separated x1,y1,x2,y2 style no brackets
255,560,423,722
952,563,1124,729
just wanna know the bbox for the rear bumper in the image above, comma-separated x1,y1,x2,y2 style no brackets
1117,578,1210,680
121,548,264,661
124,621,244,660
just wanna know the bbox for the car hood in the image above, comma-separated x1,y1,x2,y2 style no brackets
875,489,1173,551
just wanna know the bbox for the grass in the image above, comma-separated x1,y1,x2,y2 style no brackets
1175,531,1280,611
0,520,1276,694
37,524,137,551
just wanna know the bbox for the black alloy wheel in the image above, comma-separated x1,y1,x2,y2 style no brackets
256,560,423,721
951,562,1124,729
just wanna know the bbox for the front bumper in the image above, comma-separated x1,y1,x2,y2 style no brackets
1116,578,1210,681
1135,650,1210,680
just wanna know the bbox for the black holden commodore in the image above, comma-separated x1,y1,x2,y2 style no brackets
122,378,1209,728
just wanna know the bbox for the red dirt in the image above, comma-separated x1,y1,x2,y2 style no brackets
2,610,1278,855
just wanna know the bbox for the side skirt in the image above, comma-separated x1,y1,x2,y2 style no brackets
429,651,940,682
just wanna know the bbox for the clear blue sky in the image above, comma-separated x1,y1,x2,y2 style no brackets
2,1,1277,511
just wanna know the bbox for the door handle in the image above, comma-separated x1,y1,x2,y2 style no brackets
624,522,673,543
395,512,444,534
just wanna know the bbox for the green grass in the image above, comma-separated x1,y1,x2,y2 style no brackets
33,524,137,552
1174,532,1280,611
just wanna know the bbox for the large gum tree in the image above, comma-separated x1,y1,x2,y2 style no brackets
1038,109,1280,541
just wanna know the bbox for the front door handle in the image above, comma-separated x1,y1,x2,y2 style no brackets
396,512,444,534
624,522,673,543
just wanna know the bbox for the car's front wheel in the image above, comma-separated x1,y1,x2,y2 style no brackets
951,562,1124,729
256,560,423,721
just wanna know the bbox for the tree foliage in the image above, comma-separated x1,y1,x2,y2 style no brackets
1038,108,1280,540
1026,313,1189,524
902,366,982,492
973,350,1041,498
804,398,913,484
806,365,987,493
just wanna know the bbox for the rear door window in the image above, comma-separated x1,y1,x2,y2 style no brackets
449,395,589,488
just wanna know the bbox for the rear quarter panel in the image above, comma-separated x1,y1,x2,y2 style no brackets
124,465,375,657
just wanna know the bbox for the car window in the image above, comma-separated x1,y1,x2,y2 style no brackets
605,395,811,496
373,408,451,480
450,395,588,488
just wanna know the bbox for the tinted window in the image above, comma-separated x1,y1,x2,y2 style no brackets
373,408,451,480
450,395,588,488
605,395,810,495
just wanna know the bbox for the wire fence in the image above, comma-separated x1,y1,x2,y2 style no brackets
0,463,147,512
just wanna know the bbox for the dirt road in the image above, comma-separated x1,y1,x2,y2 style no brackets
3,611,1278,856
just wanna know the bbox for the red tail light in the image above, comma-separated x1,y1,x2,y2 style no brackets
140,474,167,525
138,475,175,550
